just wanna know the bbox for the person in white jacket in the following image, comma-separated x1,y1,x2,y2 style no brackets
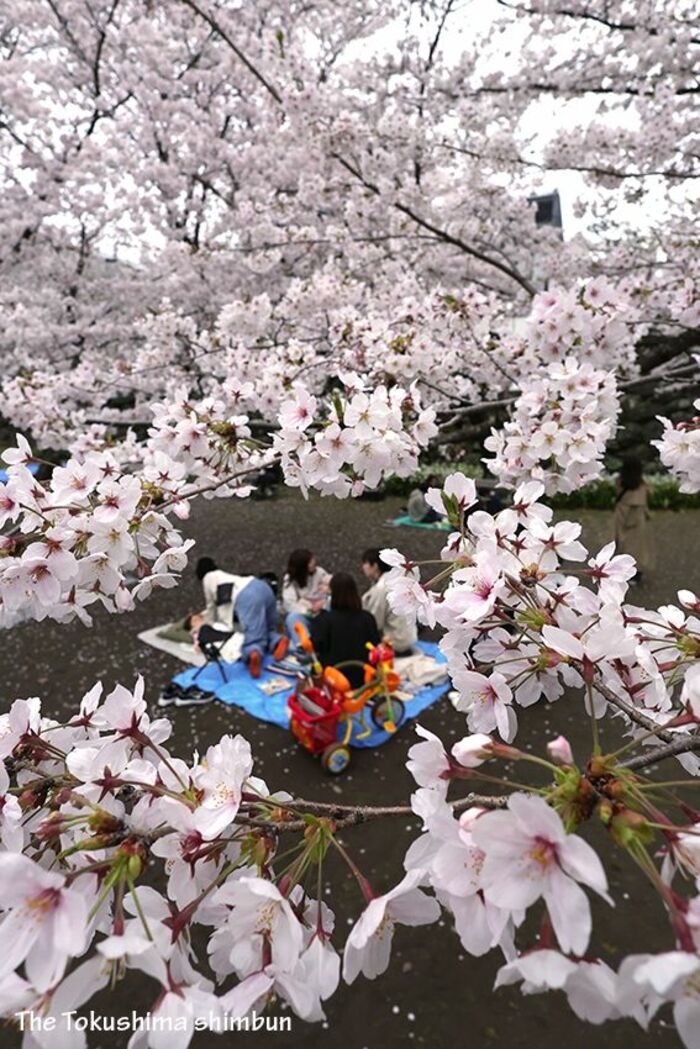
360,548,418,656
281,548,331,646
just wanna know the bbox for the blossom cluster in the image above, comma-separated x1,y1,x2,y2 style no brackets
381,474,700,756
404,729,700,1046
0,377,276,626
483,358,620,493
653,399,700,494
1,666,699,1044
0,372,440,625
272,377,437,497
0,677,476,1040
508,279,646,377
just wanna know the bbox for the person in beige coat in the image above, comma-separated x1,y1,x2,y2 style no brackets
614,457,654,582
361,548,418,655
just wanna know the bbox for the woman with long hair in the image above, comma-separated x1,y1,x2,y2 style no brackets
281,547,331,647
310,572,380,687
614,456,654,584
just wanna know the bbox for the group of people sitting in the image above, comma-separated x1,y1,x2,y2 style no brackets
185,548,417,687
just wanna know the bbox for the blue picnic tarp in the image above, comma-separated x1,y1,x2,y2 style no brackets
388,514,450,531
0,462,39,484
172,640,449,748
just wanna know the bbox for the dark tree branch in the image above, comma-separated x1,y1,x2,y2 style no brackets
621,735,700,771
178,0,284,104
330,153,537,296
637,328,700,375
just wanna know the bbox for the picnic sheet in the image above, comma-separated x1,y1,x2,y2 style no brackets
138,626,205,667
0,463,39,485
387,514,450,531
170,640,450,749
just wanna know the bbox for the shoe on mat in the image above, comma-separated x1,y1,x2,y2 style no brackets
175,686,214,707
248,650,262,679
157,683,184,708
272,636,289,661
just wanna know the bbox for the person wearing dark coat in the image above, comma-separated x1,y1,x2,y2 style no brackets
310,572,380,688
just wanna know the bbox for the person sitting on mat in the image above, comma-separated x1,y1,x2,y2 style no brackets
281,547,331,647
407,474,441,523
360,548,417,657
184,613,241,663
196,556,239,627
195,557,287,677
310,572,380,688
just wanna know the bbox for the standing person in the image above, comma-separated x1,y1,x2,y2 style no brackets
361,548,417,656
195,557,287,677
310,573,380,688
614,457,654,584
281,548,331,645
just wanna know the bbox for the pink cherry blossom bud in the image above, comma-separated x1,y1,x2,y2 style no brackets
172,499,191,520
451,733,494,767
36,813,68,840
681,665,700,720
678,589,700,612
547,735,574,765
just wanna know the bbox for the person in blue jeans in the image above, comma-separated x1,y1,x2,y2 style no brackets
195,558,287,677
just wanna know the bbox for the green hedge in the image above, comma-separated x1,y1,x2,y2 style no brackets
382,463,700,511
551,475,700,511
382,461,484,496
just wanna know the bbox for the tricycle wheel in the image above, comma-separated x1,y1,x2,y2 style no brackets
321,743,351,774
371,697,405,733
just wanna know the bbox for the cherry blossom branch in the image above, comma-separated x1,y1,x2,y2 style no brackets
593,680,679,743
250,792,508,825
177,0,283,104
329,153,537,296
620,735,700,771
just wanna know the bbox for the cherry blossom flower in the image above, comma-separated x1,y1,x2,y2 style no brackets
451,670,517,742
343,870,440,984
654,402,700,494
425,472,478,518
496,951,620,1025
617,952,700,1049
195,735,254,839
441,550,506,624
0,854,89,991
210,877,304,976
588,542,637,600
471,794,610,955
681,665,700,719
0,763,23,851
406,725,450,791
278,384,318,432
451,733,497,768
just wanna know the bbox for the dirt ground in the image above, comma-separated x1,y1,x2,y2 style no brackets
1,492,697,1049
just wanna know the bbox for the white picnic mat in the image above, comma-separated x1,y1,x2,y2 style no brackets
137,626,205,667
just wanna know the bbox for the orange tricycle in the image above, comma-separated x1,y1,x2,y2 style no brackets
287,625,406,773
